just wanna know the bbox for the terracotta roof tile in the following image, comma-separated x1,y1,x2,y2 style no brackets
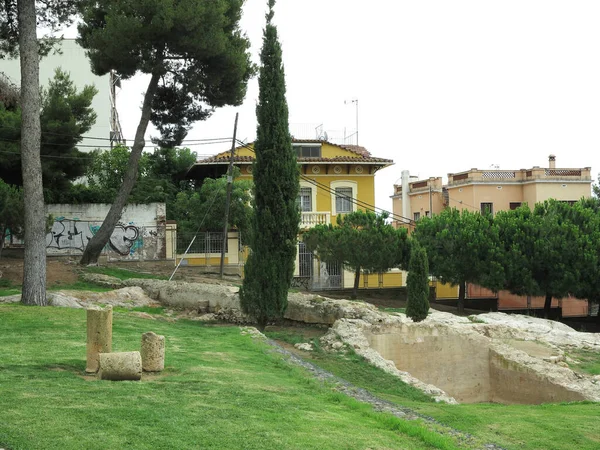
196,155,392,164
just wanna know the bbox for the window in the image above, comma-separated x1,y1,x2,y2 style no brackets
480,202,493,215
294,145,321,158
509,202,522,210
335,187,353,213
413,212,421,221
297,187,312,212
425,211,431,217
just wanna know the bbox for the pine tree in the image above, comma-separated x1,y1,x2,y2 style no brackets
406,241,430,322
240,0,299,331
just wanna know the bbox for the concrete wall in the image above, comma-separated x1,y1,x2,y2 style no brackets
364,324,590,404
365,325,491,403
489,349,587,404
2,39,110,150
46,203,168,260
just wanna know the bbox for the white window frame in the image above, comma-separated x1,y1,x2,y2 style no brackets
330,180,358,215
299,180,317,213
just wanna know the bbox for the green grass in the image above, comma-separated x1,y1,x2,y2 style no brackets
567,349,600,375
48,280,113,292
285,339,600,450
379,306,406,314
113,305,166,315
0,279,21,297
0,305,459,450
84,266,168,280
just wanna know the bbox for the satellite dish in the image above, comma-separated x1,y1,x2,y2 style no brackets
323,131,328,141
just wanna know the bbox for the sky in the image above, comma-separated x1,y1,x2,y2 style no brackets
63,0,600,213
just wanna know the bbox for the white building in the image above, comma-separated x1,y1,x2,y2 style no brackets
1,39,122,150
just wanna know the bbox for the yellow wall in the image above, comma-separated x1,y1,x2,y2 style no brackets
433,281,459,299
230,142,377,219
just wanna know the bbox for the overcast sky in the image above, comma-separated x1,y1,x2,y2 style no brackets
67,0,600,212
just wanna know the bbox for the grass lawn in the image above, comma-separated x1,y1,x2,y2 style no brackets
0,305,459,450
84,266,168,281
265,329,600,450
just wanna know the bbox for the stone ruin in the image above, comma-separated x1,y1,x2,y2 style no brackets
85,305,165,381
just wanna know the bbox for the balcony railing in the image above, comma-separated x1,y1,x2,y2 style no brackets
301,211,331,228
448,167,591,185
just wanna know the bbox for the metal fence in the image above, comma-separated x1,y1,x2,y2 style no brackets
176,232,227,254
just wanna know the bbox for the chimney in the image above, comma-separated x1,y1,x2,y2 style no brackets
401,170,411,223
549,154,556,169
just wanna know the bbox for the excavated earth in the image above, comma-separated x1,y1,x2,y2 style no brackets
4,275,599,405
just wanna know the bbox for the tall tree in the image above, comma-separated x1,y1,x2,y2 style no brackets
1,0,79,305
239,0,299,330
496,201,583,319
77,0,254,265
16,0,46,305
406,240,430,322
303,210,408,299
413,208,504,314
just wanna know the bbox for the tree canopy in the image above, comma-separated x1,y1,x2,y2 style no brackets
413,208,504,313
0,68,97,200
77,0,254,265
172,170,252,236
304,210,408,298
239,0,298,330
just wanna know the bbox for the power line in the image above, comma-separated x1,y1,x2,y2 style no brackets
233,139,415,225
0,123,233,144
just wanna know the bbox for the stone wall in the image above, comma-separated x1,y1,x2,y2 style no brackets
365,325,491,403
44,203,169,261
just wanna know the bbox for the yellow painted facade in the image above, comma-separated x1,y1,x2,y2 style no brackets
188,140,394,290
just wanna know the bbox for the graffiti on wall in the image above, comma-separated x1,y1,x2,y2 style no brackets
46,218,141,256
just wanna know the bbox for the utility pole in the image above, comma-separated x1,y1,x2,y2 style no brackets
219,113,239,279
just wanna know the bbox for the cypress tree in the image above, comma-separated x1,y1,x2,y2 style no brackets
240,0,299,331
406,241,430,322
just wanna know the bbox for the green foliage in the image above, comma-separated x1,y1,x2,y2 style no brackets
80,145,197,206
240,2,299,330
0,179,24,250
0,1,79,58
77,0,255,146
406,240,430,322
413,208,504,312
304,209,409,298
495,200,589,317
171,169,252,234
0,69,97,199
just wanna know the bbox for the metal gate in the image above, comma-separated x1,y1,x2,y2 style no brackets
324,260,343,288
297,242,314,283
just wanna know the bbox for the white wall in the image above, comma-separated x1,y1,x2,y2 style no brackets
46,203,168,260
2,39,110,150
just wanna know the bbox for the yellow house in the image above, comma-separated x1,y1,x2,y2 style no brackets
186,139,396,288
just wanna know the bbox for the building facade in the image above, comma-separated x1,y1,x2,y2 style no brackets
1,39,123,149
392,155,592,230
391,155,593,317
186,139,399,288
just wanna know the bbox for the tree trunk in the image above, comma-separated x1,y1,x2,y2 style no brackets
544,293,552,319
18,0,47,306
352,266,361,299
457,281,466,314
79,73,160,265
